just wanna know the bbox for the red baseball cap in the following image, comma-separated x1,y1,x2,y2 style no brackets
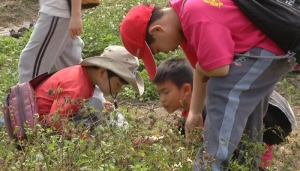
120,4,157,80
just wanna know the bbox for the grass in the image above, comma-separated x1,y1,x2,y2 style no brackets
0,0,299,170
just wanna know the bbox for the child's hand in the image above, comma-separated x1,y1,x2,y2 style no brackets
69,0,83,39
132,136,154,149
173,119,181,127
103,101,114,112
185,112,204,141
173,117,186,127
69,16,83,39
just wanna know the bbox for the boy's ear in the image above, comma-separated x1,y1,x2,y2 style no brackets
149,25,164,35
99,68,107,77
182,83,192,95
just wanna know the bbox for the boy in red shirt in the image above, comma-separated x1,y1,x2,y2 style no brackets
120,1,298,170
35,45,144,133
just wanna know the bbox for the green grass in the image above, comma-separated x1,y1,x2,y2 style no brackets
0,0,299,170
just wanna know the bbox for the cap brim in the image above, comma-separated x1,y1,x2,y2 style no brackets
80,57,144,95
142,42,157,80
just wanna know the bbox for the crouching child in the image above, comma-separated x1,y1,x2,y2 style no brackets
133,58,297,169
3,45,144,141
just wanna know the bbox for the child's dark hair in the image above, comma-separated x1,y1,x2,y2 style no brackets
144,4,163,45
152,58,193,88
92,66,128,85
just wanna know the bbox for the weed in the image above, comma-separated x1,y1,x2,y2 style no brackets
0,0,299,170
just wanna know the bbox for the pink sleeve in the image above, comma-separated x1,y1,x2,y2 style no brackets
187,21,235,71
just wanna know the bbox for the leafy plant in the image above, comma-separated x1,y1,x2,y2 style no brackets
0,0,299,170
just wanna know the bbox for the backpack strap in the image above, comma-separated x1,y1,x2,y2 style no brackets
3,94,17,140
30,72,54,89
232,0,300,58
66,0,72,15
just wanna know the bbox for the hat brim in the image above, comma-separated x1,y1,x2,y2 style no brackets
269,91,297,126
142,42,157,80
80,57,144,95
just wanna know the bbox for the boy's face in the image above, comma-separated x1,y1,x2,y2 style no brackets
148,25,184,55
155,80,187,113
97,71,125,96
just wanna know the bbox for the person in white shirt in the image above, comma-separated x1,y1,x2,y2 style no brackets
18,0,106,113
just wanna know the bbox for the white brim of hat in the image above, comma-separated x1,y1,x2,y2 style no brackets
269,91,297,126
80,56,144,95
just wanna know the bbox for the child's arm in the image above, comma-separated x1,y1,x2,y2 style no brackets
132,136,155,149
132,135,165,149
46,94,83,132
199,64,229,77
185,63,207,138
69,0,83,39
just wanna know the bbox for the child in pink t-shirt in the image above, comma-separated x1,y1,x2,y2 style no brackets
120,0,297,170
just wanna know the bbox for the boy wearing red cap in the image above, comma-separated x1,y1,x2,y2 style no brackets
120,0,298,170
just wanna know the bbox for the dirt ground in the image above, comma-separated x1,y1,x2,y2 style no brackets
0,0,39,36
1,0,300,169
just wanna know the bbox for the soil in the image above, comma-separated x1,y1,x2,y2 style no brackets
1,0,300,169
0,0,39,36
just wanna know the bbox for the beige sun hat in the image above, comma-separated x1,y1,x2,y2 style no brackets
80,45,144,95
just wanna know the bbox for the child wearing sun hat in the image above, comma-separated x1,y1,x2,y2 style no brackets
35,45,144,133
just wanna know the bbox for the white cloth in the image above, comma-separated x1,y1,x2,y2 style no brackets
39,0,71,18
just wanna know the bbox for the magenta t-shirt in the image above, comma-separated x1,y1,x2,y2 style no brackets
170,0,285,70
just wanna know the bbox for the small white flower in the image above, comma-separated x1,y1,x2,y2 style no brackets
174,162,182,167
150,135,164,141
187,157,193,163
177,146,185,152
33,113,39,118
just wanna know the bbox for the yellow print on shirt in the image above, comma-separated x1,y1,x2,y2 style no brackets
203,0,223,8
